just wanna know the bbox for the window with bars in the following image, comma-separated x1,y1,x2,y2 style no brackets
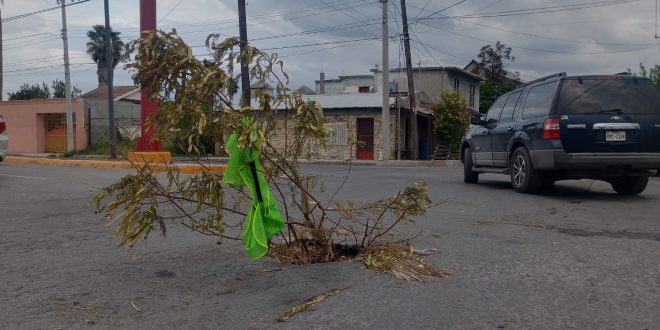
325,122,348,145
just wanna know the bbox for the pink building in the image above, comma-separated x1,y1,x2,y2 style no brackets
0,98,87,153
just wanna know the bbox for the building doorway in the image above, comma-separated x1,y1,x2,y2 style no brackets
356,117,374,160
44,113,75,153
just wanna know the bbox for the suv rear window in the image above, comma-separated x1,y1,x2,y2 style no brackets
558,78,660,114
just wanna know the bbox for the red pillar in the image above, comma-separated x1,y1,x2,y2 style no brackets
136,0,162,151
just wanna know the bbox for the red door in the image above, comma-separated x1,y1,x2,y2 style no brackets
356,118,374,160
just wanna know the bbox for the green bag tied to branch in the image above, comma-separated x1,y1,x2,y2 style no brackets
222,118,284,260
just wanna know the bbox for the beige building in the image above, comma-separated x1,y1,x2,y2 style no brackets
273,66,480,160
270,93,434,161
372,67,482,113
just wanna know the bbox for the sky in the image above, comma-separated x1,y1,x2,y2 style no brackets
2,0,660,98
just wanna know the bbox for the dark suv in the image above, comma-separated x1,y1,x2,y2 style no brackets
461,73,660,195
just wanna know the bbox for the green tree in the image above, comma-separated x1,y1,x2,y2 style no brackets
476,41,515,82
8,82,50,100
86,24,125,87
432,91,470,152
51,79,82,98
637,62,660,89
479,81,514,113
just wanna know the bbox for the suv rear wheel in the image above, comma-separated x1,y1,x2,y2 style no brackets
510,147,544,193
463,147,479,184
610,176,649,195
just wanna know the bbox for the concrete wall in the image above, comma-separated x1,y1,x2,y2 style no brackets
315,76,375,94
0,98,87,153
447,72,481,111
374,70,480,112
268,108,426,161
84,99,141,146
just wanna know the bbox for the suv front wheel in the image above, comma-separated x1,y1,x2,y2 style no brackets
510,147,544,193
463,147,479,184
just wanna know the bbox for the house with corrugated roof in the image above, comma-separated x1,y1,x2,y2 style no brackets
82,85,141,146
276,66,480,161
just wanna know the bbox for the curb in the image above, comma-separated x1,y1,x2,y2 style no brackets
4,156,461,171
4,156,226,174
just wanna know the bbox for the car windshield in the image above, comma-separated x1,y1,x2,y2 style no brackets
557,78,660,114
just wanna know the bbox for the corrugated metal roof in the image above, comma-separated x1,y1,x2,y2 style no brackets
301,93,392,109
82,86,138,100
273,93,432,114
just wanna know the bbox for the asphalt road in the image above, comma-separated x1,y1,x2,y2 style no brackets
1,163,659,329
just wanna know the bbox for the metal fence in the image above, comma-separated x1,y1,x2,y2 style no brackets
88,117,141,147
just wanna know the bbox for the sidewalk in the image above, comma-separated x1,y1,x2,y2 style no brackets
5,152,461,172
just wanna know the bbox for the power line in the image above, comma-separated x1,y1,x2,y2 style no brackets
470,0,506,14
4,62,93,74
260,36,383,51
411,38,470,62
250,19,384,41
4,55,88,68
413,0,434,21
409,34,444,66
418,20,655,55
405,1,652,48
418,0,470,21
77,0,378,41
455,17,651,46
3,36,60,50
159,0,185,23
420,0,638,20
278,38,379,58
1,0,91,23
320,0,364,22
192,36,380,50
3,30,60,42
147,0,375,32
407,1,652,47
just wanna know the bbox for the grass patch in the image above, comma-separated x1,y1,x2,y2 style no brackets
63,139,136,158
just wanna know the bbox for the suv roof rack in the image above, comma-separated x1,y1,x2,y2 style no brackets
520,72,566,88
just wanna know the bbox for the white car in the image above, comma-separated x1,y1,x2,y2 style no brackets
0,115,7,162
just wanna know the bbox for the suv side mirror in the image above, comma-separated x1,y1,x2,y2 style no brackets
471,115,485,126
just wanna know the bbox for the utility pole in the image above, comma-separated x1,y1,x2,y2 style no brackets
238,0,250,108
59,0,74,152
400,0,418,160
380,0,390,161
104,0,116,158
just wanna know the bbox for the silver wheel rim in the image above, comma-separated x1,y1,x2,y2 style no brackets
513,154,526,186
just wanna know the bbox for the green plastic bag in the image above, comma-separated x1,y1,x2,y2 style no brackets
222,118,284,260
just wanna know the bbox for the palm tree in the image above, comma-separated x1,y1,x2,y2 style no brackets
86,24,124,87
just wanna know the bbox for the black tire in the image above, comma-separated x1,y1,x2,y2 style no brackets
510,147,544,193
463,147,479,184
542,178,556,190
611,176,649,195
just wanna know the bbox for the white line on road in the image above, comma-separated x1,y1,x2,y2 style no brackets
0,173,56,181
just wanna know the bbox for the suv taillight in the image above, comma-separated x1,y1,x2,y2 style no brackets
542,118,560,139
0,116,5,134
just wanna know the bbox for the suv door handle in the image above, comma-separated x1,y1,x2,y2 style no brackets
507,127,514,132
